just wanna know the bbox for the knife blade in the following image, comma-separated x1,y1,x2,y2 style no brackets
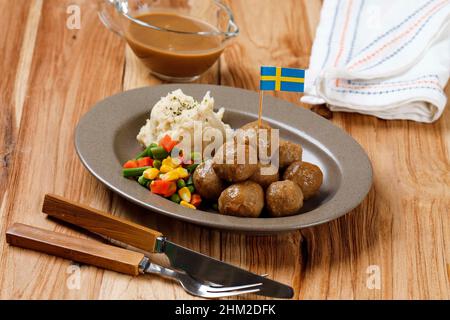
42,194,294,298
157,238,293,298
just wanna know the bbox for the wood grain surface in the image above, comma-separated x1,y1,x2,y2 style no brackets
0,0,449,299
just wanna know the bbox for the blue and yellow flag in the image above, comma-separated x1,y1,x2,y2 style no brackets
260,66,305,92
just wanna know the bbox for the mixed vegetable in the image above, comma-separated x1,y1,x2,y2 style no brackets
122,134,201,210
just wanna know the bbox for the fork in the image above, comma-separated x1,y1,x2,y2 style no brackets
6,223,261,299
141,259,261,298
102,238,262,297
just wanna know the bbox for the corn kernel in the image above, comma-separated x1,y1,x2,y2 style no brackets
174,167,189,179
143,168,159,180
180,200,196,210
162,157,180,169
178,187,192,203
159,164,173,173
161,158,172,167
160,170,179,181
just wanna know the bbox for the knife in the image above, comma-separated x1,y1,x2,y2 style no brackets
6,223,262,298
42,194,294,298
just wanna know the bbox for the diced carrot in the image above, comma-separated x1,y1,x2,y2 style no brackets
150,180,177,197
166,183,177,197
137,157,153,167
160,134,178,152
190,194,202,208
123,160,138,168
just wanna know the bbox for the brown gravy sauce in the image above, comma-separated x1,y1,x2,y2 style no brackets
125,12,224,78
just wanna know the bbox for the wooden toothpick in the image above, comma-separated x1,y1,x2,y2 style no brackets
258,90,264,128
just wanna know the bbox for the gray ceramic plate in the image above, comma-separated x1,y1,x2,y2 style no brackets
75,84,372,234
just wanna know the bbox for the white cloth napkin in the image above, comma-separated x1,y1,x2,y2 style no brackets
302,0,450,123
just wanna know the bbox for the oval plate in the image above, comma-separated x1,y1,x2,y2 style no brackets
75,84,372,234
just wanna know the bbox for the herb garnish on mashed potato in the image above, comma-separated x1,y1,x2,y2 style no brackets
137,89,233,147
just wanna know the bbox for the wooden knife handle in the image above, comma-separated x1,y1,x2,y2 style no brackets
42,194,163,252
6,223,145,276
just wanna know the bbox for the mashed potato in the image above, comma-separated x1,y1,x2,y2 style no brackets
137,89,232,148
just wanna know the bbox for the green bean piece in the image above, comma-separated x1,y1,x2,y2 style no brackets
153,159,162,170
138,175,149,186
151,146,169,160
170,193,181,204
134,149,148,160
147,143,158,157
134,142,154,160
176,179,186,189
187,185,195,194
122,166,151,177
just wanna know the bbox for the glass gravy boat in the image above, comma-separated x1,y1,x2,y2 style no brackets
98,0,239,82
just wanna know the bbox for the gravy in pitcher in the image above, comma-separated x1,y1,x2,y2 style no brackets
125,12,224,78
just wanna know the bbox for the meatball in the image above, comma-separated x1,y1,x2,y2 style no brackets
266,180,303,217
218,181,264,218
213,142,258,182
193,159,226,200
237,120,273,161
283,161,323,200
278,139,302,168
249,163,279,189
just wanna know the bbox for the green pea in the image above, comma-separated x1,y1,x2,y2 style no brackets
176,179,186,189
187,185,195,194
212,203,218,211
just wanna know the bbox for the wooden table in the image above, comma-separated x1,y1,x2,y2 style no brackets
1,0,449,300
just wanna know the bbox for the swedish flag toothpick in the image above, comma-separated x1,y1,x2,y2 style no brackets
257,66,306,127
260,66,305,92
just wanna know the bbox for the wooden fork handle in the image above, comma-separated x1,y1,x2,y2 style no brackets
42,194,163,252
6,223,145,276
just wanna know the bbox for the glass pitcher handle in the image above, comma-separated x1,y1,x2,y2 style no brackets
97,0,124,37
226,19,239,38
